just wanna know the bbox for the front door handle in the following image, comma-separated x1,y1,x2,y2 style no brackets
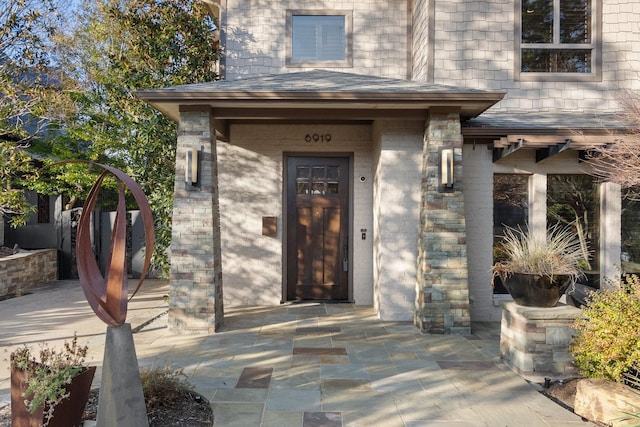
343,235,348,271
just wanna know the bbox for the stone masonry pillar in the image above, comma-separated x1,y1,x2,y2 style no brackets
415,110,471,335
169,106,223,333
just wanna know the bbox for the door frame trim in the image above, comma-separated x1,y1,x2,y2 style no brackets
282,152,354,302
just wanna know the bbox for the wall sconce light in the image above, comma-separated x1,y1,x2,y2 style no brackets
185,147,199,186
440,148,454,188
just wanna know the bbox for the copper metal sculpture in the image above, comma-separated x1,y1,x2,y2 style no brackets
76,163,154,326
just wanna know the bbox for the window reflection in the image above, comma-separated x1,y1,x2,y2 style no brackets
520,0,593,73
493,174,530,294
547,174,599,286
621,197,640,274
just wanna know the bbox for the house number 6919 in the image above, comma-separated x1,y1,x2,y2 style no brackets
304,133,332,143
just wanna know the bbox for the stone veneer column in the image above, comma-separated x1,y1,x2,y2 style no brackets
169,107,223,333
500,302,581,381
414,110,471,335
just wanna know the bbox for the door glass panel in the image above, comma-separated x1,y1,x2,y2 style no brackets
312,166,325,178
311,182,325,195
327,165,340,194
327,166,340,180
297,181,309,194
311,166,326,194
297,166,310,194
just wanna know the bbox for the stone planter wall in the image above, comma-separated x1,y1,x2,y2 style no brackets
500,301,582,382
0,249,57,297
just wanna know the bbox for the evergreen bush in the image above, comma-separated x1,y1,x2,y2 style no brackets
571,274,640,384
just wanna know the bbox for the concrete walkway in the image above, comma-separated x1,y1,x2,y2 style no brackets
0,280,593,426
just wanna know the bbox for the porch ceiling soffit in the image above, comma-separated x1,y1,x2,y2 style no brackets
462,112,638,163
136,70,505,140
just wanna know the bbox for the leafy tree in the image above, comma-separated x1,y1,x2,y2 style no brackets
0,0,71,228
0,141,35,227
52,0,219,276
0,0,73,142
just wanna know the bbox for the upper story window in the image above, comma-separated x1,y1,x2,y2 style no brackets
516,0,601,81
286,10,353,68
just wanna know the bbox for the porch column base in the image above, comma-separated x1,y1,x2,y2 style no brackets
500,301,581,382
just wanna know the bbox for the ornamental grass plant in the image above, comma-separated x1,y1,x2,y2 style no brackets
492,223,585,286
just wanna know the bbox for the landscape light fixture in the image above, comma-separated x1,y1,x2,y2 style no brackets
440,148,454,188
185,147,199,185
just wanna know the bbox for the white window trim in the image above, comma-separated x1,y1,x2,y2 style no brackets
286,9,353,68
514,0,602,82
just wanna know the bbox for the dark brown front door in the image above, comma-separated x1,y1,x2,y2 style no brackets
287,156,349,300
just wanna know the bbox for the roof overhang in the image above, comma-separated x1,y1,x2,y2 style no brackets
462,113,639,163
489,134,630,163
137,70,505,141
137,91,506,122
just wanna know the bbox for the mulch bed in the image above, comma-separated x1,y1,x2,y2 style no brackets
0,388,213,427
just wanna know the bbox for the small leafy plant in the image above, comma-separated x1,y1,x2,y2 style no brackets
571,274,640,382
10,334,89,424
492,223,585,285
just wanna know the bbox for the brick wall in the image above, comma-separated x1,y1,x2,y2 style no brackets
0,249,57,297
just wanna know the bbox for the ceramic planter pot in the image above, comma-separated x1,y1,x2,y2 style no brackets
11,365,96,427
503,272,571,307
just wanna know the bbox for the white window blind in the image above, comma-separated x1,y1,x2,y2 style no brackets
292,15,346,62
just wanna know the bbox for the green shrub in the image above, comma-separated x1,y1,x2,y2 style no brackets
571,274,640,382
140,365,191,411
